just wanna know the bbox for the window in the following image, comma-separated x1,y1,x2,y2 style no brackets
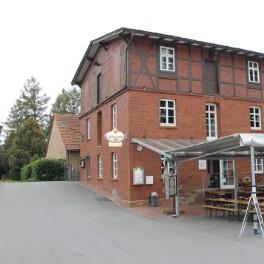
160,46,175,72
112,153,118,179
97,111,102,146
98,155,103,178
86,156,91,179
248,61,260,84
86,119,90,140
206,103,218,139
160,99,176,126
250,106,261,130
255,158,263,174
97,73,102,104
112,104,117,130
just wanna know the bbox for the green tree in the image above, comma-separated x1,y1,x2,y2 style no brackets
51,86,80,114
0,145,8,177
6,76,50,130
7,117,46,179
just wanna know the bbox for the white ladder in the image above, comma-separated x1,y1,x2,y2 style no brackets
239,194,264,238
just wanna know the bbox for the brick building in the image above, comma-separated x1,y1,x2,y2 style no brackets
72,28,264,206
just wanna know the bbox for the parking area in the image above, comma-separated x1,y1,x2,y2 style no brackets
0,181,263,264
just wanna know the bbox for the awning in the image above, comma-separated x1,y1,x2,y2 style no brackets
131,138,204,158
132,133,264,161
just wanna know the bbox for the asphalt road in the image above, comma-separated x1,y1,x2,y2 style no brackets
0,181,263,264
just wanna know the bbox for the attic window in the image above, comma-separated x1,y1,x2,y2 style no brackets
160,46,175,72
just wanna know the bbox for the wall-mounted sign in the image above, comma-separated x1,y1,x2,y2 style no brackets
133,167,144,185
198,160,207,170
146,176,153,185
109,142,122,147
105,129,125,143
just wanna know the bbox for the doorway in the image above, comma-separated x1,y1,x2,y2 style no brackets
207,160,235,189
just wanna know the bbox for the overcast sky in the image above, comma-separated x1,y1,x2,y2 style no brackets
1,0,264,125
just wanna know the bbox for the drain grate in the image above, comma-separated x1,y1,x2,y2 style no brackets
94,197,111,202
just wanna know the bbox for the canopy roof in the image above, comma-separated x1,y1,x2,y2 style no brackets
132,133,264,161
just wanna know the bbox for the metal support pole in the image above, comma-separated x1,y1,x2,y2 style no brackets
174,161,180,217
234,160,238,210
250,145,258,234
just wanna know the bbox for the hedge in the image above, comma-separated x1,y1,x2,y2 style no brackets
21,163,32,181
21,158,65,181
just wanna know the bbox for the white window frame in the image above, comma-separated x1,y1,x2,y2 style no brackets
112,153,118,180
255,158,263,174
248,61,260,84
112,104,117,130
86,118,91,140
250,106,261,130
160,99,176,127
159,46,175,72
98,155,103,179
206,103,218,140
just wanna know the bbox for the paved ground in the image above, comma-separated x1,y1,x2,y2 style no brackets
0,182,263,264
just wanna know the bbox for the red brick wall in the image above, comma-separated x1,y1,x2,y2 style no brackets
80,89,264,204
80,39,127,114
80,93,131,204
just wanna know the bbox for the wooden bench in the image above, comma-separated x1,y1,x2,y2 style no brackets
202,205,238,220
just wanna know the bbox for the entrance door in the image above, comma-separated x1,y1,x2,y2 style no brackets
208,160,235,189
208,160,220,188
219,160,235,189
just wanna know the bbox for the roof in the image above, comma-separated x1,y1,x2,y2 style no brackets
132,133,264,161
72,27,264,85
54,114,80,151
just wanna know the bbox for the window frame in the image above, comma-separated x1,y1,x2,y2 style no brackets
96,73,102,104
250,106,262,130
112,153,118,180
255,158,263,174
205,103,218,140
159,46,175,72
98,154,103,179
159,99,176,127
86,156,91,179
112,104,117,130
248,61,260,84
86,118,91,140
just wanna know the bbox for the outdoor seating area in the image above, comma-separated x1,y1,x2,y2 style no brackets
203,187,264,221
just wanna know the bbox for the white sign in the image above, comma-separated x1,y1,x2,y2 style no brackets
133,168,144,185
146,176,153,185
105,129,125,143
108,142,122,147
198,160,207,170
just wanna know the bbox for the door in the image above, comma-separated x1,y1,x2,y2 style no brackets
220,160,235,189
207,160,220,188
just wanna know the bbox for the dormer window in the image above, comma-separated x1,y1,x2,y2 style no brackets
160,46,175,72
248,61,260,84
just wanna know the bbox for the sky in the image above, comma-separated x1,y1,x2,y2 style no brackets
1,0,264,126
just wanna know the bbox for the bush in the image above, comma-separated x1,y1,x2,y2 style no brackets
21,163,32,181
20,158,65,181
9,168,21,181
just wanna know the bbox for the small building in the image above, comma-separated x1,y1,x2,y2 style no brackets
46,114,81,180
72,28,264,206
